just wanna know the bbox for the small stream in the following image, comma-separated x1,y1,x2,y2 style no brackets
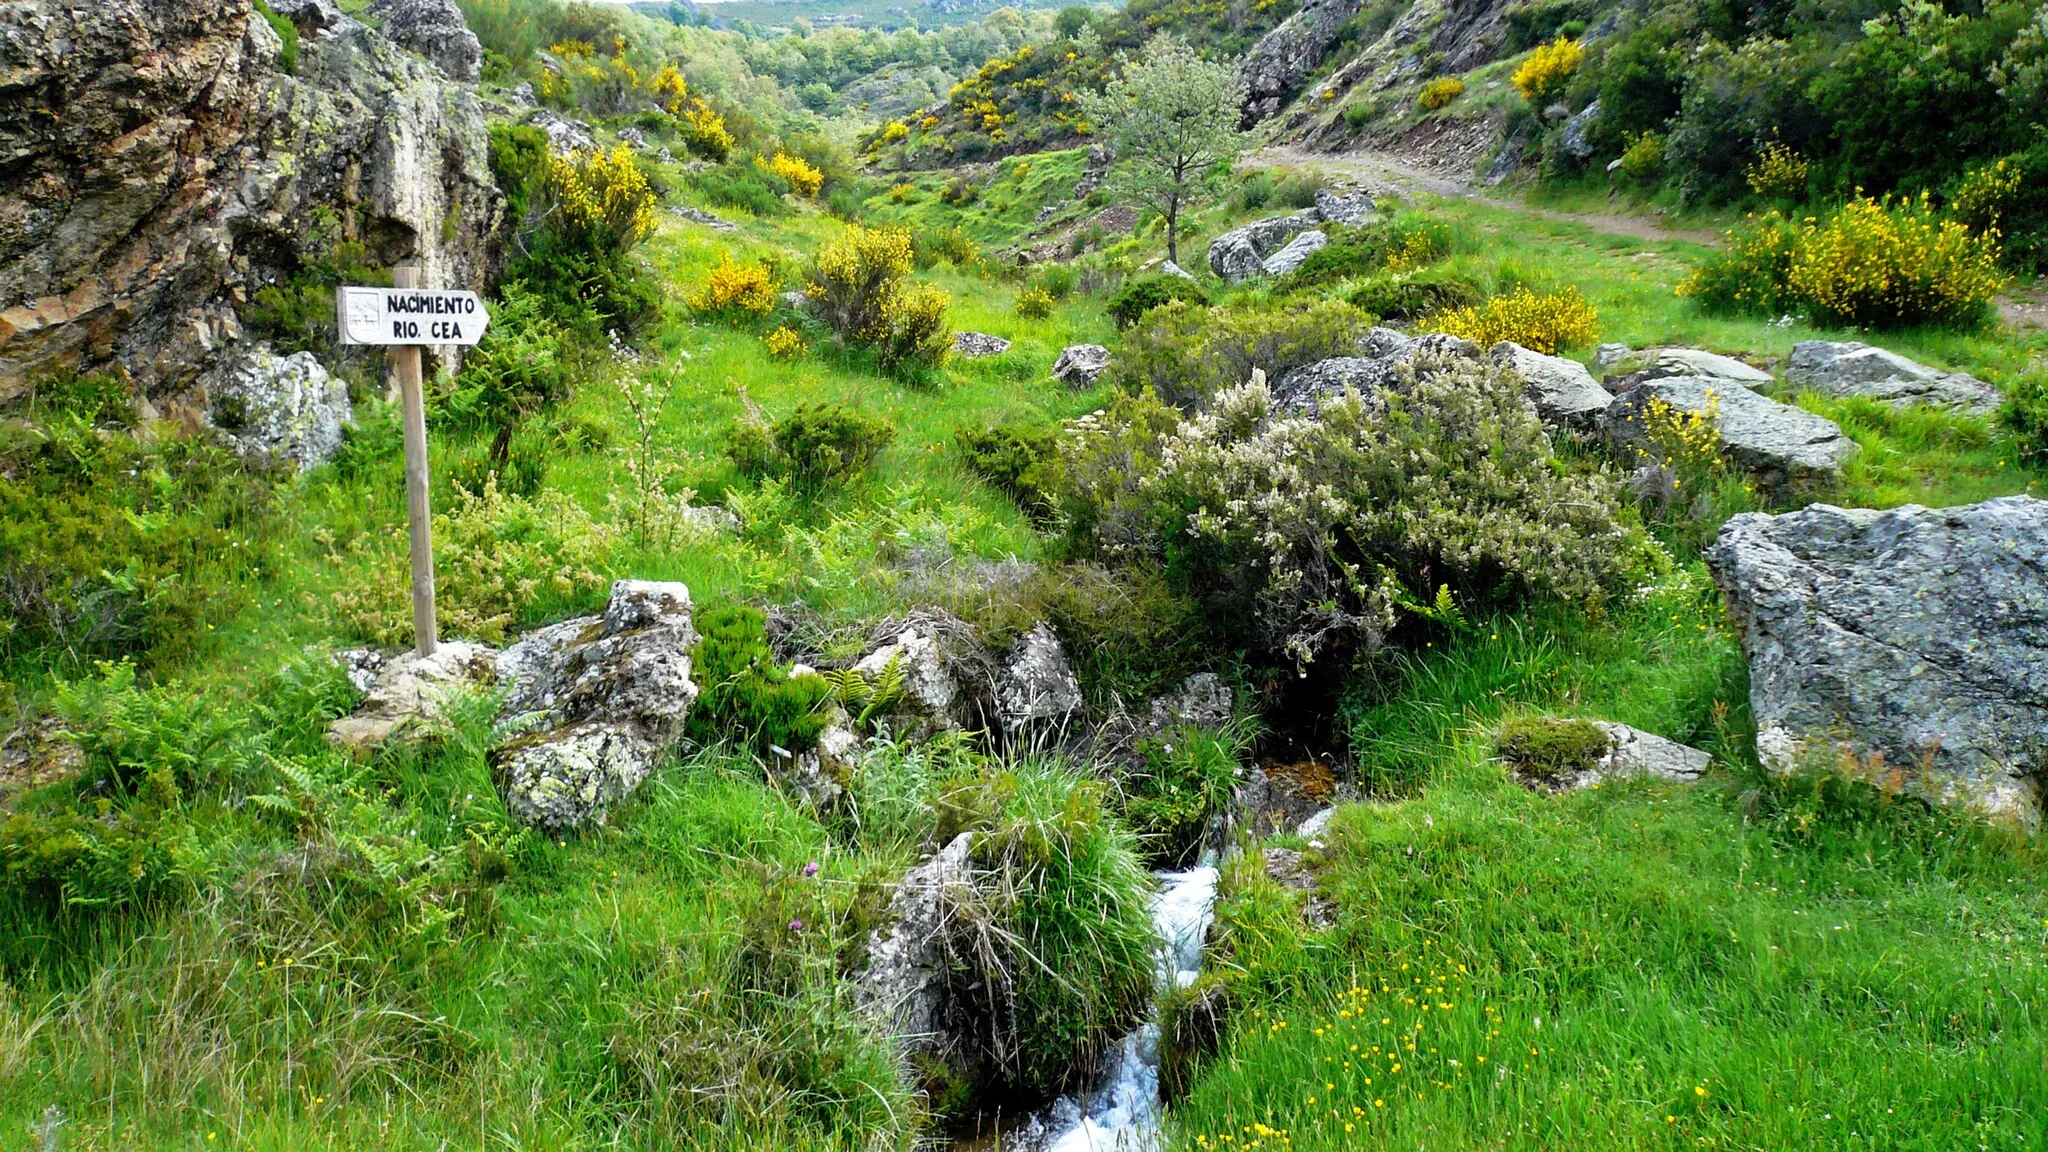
1020,864,1223,1152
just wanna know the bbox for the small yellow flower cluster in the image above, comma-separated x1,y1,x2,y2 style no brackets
1620,131,1665,180
1640,391,1725,483
680,105,733,162
881,120,911,142
1949,156,2023,234
1383,228,1446,274
1512,37,1582,104
756,151,824,198
1416,76,1465,111
763,325,808,360
1426,285,1600,354
544,145,656,255
1016,286,1055,319
690,252,778,318
1745,140,1810,199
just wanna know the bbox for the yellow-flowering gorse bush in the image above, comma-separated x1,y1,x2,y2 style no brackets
1425,286,1600,353
691,252,778,318
543,145,657,256
764,325,808,360
1513,38,1582,103
756,151,824,198
1417,77,1465,110
1744,140,1810,199
1016,286,1055,319
806,225,952,373
331,478,616,645
1684,195,2005,329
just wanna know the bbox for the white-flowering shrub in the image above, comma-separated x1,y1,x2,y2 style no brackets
1054,351,1643,665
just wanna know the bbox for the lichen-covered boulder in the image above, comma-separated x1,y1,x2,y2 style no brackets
1052,343,1112,388
1260,229,1328,277
1785,341,2004,415
954,331,1011,359
492,580,700,830
1313,187,1376,227
1602,376,1855,494
206,347,350,470
1206,209,1320,282
1559,99,1602,159
854,831,978,1072
1272,356,1395,415
1607,347,1774,392
1706,497,2048,829
994,623,1083,737
328,642,498,749
366,0,481,82
1490,341,1612,433
856,622,969,727
1147,673,1234,732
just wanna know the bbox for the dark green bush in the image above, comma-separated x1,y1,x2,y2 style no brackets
1113,297,1372,411
488,123,550,226
689,162,793,218
1283,215,1459,288
2004,374,2048,467
955,422,1058,511
686,605,834,756
434,285,570,465
1344,271,1485,321
1494,716,1609,784
729,403,895,489
243,214,391,355
1106,273,1208,330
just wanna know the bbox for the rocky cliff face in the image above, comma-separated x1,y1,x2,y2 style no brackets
0,0,501,402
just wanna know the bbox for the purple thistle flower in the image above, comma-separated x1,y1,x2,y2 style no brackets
802,861,820,878
788,919,804,931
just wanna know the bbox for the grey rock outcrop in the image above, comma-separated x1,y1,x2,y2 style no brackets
855,831,978,1067
670,205,737,232
1261,229,1328,277
1603,376,1855,494
1608,347,1774,391
1159,260,1198,282
1313,188,1377,227
1785,341,2004,415
954,331,1011,359
206,347,350,470
1147,673,1234,732
1272,356,1395,415
528,108,597,154
1705,497,2048,830
1052,344,1112,388
0,0,501,401
1206,209,1320,282
1592,722,1710,784
1559,99,1602,160
994,623,1083,737
493,580,701,830
856,622,969,727
1239,0,1368,124
367,0,481,82
1490,341,1611,432
329,642,498,748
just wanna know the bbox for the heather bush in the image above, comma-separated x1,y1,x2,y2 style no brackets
1055,352,1639,666
684,605,833,756
956,422,1059,512
1113,297,1372,412
728,402,895,489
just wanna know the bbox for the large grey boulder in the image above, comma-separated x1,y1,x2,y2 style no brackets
0,0,501,403
855,831,978,1073
1239,0,1368,124
1206,209,1320,282
1785,341,2004,415
1602,376,1855,494
994,623,1083,737
1052,343,1112,388
1609,347,1775,391
1490,341,1611,433
1260,229,1328,277
367,0,481,82
1272,356,1395,415
1705,497,2048,829
206,347,351,470
493,580,701,830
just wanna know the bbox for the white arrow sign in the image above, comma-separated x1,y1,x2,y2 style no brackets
337,286,492,346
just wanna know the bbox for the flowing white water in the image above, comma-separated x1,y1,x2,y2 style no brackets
1031,865,1222,1152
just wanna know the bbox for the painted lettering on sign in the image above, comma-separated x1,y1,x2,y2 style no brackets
337,286,492,346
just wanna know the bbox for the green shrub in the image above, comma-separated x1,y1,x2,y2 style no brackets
504,146,661,336
1344,271,1485,321
1054,351,1641,666
1342,101,1374,129
690,161,792,218
434,285,569,466
243,211,391,355
686,605,834,756
1114,297,1372,412
1118,720,1255,866
729,402,895,489
912,226,978,269
1106,273,1208,330
956,422,1058,512
1032,265,1079,300
1284,215,1460,288
1494,716,1609,784
2004,373,2048,466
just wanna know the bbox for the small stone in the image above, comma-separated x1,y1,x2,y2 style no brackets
1595,342,1632,368
954,331,1012,358
995,623,1083,736
671,204,737,232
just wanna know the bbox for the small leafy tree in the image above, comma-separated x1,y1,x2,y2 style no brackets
1077,36,1249,266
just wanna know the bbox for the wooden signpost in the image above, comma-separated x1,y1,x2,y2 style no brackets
337,267,491,658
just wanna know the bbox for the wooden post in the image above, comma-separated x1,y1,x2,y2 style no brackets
391,264,439,658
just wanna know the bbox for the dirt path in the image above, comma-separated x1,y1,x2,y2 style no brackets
1254,145,1725,248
